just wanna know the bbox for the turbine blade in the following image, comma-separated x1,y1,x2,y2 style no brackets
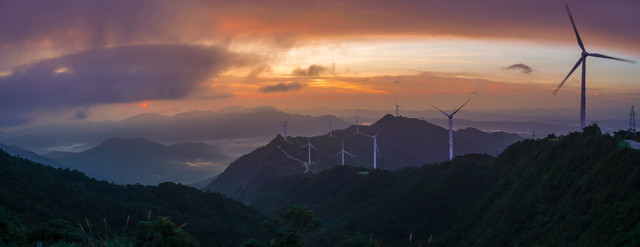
451,99,471,116
431,105,450,117
301,144,308,149
553,57,584,95
375,130,381,136
335,151,342,157
565,5,585,52
344,151,356,157
310,144,317,150
589,53,637,64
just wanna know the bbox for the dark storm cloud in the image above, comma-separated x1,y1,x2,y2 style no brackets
291,64,328,77
259,81,307,93
0,44,248,126
72,109,90,120
503,63,534,74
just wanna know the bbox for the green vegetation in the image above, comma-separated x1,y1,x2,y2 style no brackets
0,150,266,246
4,123,640,246
241,125,640,246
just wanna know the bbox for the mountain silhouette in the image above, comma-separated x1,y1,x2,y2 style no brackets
205,114,522,204
53,137,231,185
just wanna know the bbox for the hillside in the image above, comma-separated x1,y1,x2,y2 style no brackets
238,126,640,246
205,114,521,204
0,150,266,246
53,137,231,185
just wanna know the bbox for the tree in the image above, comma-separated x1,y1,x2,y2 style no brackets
133,217,200,247
0,206,26,246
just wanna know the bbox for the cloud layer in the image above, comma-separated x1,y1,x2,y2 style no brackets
259,81,307,93
0,44,247,126
504,64,534,74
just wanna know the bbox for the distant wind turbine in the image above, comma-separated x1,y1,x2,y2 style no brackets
394,101,401,117
431,99,470,161
280,120,288,141
630,105,637,131
355,116,360,134
553,5,636,129
325,119,333,137
301,137,318,173
335,140,356,166
361,131,381,169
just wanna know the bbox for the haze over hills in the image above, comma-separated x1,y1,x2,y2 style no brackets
206,114,522,204
0,107,349,156
49,137,232,185
2,106,621,161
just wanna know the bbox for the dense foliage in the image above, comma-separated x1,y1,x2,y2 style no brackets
0,150,266,246
241,125,640,246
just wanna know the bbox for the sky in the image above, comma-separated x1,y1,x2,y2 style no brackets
1,0,639,129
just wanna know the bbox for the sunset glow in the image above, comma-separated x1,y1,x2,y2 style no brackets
0,0,638,128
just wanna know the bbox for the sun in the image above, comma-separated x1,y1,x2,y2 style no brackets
140,102,149,108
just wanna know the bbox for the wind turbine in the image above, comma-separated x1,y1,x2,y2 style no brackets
394,101,401,117
553,5,636,129
325,119,333,137
301,137,318,173
431,99,470,161
355,116,360,134
630,105,637,131
361,131,381,169
280,120,288,141
335,139,356,165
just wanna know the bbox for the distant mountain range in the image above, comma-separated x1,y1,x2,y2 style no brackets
45,137,232,185
0,107,350,156
206,114,522,204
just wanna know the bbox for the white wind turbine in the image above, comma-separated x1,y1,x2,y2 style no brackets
361,131,381,169
325,119,333,137
335,139,356,166
431,99,470,161
301,137,317,172
553,5,636,129
280,120,288,141
394,101,401,117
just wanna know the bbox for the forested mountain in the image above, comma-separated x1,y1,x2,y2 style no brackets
238,126,640,246
4,122,639,246
51,137,231,185
206,114,521,205
0,150,266,246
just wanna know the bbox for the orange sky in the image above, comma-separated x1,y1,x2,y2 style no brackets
0,0,638,128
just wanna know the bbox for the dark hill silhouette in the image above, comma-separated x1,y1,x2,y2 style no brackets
238,126,640,246
54,137,231,185
205,114,521,204
0,149,266,246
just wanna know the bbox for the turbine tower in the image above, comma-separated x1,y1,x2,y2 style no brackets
553,5,636,129
325,119,333,137
431,99,470,161
362,131,381,169
355,116,360,134
301,137,317,164
394,101,401,117
630,105,637,131
335,140,356,165
280,120,288,141
301,137,318,172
